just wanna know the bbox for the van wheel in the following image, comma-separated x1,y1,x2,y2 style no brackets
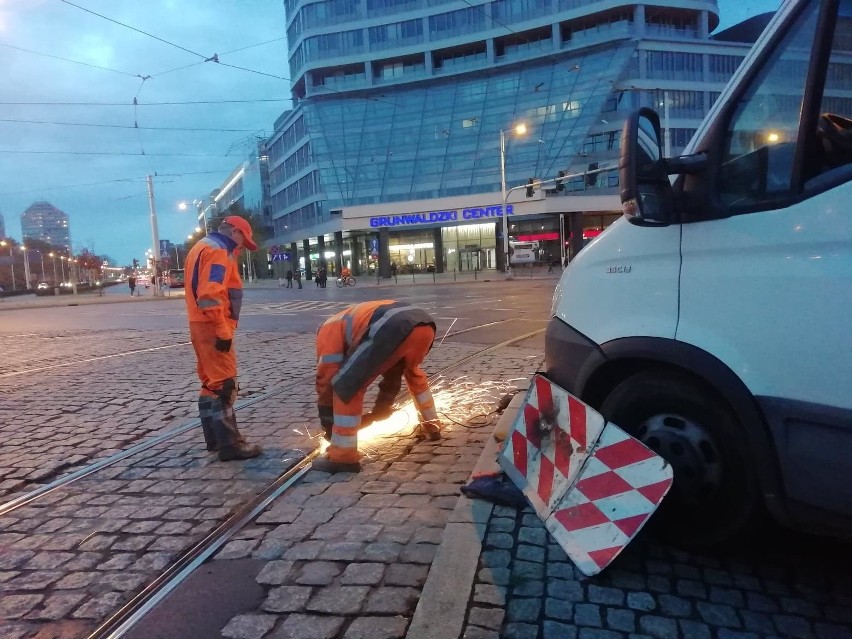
599,369,759,546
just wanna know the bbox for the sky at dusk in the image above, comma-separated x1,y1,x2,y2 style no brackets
0,0,780,265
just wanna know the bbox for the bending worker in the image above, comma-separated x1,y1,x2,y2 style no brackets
314,300,442,473
184,216,263,462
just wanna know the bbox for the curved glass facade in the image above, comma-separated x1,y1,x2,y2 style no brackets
266,0,751,272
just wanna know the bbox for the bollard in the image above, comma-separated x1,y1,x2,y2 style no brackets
474,268,478,281
394,274,398,284
433,271,436,283
412,272,415,284
453,267,457,282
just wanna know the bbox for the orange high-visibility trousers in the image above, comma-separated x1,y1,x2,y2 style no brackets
190,321,237,398
327,324,437,464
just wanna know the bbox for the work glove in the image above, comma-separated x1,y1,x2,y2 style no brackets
215,337,233,353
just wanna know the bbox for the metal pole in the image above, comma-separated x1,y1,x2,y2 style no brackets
69,255,77,295
147,175,162,297
663,89,671,158
40,253,45,280
500,129,513,280
174,246,180,270
22,248,31,289
8,246,16,291
60,257,66,282
52,257,57,287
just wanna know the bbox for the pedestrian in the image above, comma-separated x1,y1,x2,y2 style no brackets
286,269,293,288
294,269,302,289
313,300,442,473
184,216,263,461
320,268,328,288
547,253,554,274
390,262,397,278
128,276,136,296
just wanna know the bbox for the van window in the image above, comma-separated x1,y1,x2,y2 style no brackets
716,3,821,209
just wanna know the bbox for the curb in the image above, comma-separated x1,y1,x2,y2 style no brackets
0,294,183,313
406,387,529,639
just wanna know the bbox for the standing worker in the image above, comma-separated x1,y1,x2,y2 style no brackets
314,300,442,474
184,216,263,461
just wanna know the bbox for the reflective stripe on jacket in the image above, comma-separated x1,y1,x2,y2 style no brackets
184,233,243,339
316,300,436,404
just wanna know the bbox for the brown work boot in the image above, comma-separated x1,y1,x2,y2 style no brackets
312,456,361,474
420,421,442,441
218,442,263,462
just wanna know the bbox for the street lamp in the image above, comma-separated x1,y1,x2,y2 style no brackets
60,256,67,283
20,246,32,289
500,122,527,279
0,240,15,291
48,252,58,286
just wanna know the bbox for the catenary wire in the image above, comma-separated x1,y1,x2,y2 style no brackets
57,0,207,59
0,170,243,196
0,98,288,106
0,118,266,133
0,42,143,78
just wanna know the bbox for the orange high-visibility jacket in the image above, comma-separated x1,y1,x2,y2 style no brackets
184,233,244,340
316,300,436,406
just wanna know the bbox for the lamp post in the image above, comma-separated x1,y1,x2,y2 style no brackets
49,252,58,287
60,256,67,283
500,122,527,279
0,240,15,291
20,246,31,289
39,251,45,281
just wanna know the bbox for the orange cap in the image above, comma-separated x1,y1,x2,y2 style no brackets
222,216,257,250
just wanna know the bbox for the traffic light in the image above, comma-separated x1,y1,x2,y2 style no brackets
556,170,566,192
525,177,535,198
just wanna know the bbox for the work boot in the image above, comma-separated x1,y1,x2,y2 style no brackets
210,398,263,462
419,421,442,441
198,396,217,452
312,456,361,474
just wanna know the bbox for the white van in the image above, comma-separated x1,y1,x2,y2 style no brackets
546,0,852,545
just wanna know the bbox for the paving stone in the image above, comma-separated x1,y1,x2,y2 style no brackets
771,614,813,639
679,619,712,639
716,631,760,639
646,576,672,594
463,626,501,639
221,613,277,639
507,597,542,622
490,517,515,533
283,540,325,560
72,591,125,618
399,543,437,564
657,594,692,617
512,560,545,580
696,601,741,627
638,614,679,639
518,526,547,546
544,598,573,621
606,608,636,633
574,603,603,628
306,586,370,614
0,594,43,619
359,542,402,563
544,621,578,639
0,623,31,639
6,570,62,590
344,616,409,639
97,571,148,592
261,586,313,613
340,563,386,585
468,607,505,630
547,562,576,580
516,544,545,563
54,572,97,589
503,622,539,639
481,549,512,567
385,563,429,587
363,587,420,614
478,566,511,586
588,585,625,606
296,561,342,585
577,630,621,639
513,580,544,597
30,592,87,621
779,597,820,617
746,591,779,613
474,584,508,606
550,579,584,602
485,532,514,549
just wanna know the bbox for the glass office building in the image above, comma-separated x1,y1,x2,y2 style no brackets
266,0,755,277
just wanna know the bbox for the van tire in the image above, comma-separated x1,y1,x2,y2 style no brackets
600,369,760,547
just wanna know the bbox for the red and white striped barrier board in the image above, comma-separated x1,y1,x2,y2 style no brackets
498,375,673,576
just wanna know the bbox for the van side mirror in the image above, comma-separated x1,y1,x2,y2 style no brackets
619,108,675,225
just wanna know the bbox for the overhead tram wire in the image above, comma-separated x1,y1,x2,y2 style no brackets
0,42,144,78
0,119,266,133
0,170,246,197
0,98,288,106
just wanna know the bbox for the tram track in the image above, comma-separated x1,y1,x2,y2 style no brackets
0,327,543,638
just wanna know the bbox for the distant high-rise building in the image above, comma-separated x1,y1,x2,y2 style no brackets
0,211,6,239
21,201,71,252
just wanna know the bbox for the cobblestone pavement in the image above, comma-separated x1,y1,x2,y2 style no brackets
461,504,852,639
0,323,542,638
